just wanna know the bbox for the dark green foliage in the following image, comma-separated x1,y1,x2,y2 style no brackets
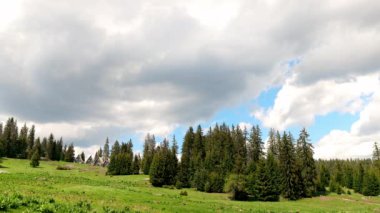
64,144,75,162
30,149,40,168
232,125,247,174
149,139,178,187
107,140,134,175
0,117,67,162
1,118,18,158
246,154,281,202
81,152,86,163
193,167,208,191
142,134,156,175
248,125,264,164
279,132,303,200
131,154,141,174
204,171,225,193
17,124,28,159
55,138,63,161
319,164,330,188
296,128,317,197
362,171,380,196
224,174,248,201
26,125,35,159
177,127,194,187
353,163,365,193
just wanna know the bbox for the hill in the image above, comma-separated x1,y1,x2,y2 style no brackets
1,158,380,212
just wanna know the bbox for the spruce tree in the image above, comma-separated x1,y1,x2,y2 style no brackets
178,127,194,187
26,125,35,159
56,138,63,161
64,143,75,162
104,137,110,160
362,171,380,196
132,154,141,174
30,149,40,168
2,118,18,158
279,132,302,200
247,125,264,172
296,128,317,197
81,152,86,163
232,125,247,174
18,124,28,159
150,139,177,187
353,163,365,193
267,128,278,157
142,134,156,175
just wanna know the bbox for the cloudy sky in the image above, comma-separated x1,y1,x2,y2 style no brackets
0,0,379,159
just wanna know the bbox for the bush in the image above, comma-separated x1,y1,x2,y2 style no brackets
30,150,40,168
180,191,188,196
204,172,225,193
175,181,183,189
56,165,72,170
224,174,248,201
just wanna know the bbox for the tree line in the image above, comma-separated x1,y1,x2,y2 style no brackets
105,123,380,201
2,117,379,201
0,117,76,167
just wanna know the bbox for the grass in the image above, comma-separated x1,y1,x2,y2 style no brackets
1,158,380,212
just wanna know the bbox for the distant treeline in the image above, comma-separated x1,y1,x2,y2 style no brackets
0,117,75,162
104,123,380,201
2,116,380,201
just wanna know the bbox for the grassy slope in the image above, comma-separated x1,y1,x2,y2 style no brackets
1,158,380,212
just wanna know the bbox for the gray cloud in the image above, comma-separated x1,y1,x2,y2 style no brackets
1,0,380,147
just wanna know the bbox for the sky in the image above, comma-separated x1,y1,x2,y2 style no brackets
0,0,380,159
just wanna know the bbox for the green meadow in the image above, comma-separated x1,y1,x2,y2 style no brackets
1,158,380,212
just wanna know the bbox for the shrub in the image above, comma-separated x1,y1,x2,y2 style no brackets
204,172,225,193
56,165,72,170
224,174,248,201
30,150,40,168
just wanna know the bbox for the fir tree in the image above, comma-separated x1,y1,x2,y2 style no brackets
353,163,365,193
150,139,177,186
267,128,278,157
26,125,35,159
142,134,156,175
279,132,303,200
362,171,380,196
132,154,141,174
18,124,28,158
64,143,75,162
81,152,86,163
232,125,247,174
30,149,40,168
247,125,264,172
56,138,63,161
178,127,194,187
296,128,317,197
104,137,110,160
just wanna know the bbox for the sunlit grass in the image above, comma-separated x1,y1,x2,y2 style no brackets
1,158,380,212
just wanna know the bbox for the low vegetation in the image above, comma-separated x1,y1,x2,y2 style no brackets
1,158,380,212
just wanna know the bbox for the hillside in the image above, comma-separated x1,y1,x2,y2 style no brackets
1,158,380,212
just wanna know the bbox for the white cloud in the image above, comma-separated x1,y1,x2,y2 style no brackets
254,73,380,130
315,90,380,159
